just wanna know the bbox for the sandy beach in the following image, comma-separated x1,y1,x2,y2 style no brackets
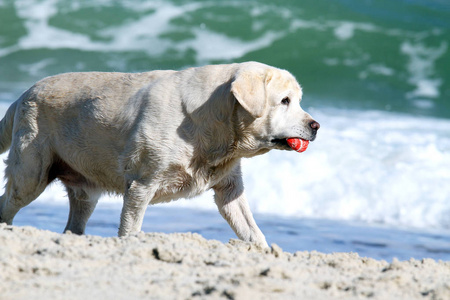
1,224,449,300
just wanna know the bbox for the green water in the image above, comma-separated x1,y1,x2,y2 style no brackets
0,0,449,117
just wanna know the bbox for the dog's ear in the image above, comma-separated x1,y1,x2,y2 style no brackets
231,69,272,118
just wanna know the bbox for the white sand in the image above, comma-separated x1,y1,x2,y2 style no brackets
1,224,449,300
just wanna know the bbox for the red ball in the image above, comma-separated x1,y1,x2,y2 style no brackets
286,138,309,153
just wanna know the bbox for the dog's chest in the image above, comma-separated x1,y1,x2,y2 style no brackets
151,162,236,203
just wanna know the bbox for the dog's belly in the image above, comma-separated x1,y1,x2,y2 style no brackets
47,156,125,193
48,159,92,187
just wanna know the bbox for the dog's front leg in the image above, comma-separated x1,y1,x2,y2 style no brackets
118,179,154,237
213,169,268,248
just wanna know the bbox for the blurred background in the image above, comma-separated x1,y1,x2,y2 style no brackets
1,0,449,260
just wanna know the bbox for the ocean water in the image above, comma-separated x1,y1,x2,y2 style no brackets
1,0,449,261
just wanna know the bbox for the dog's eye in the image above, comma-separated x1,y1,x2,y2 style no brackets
281,97,290,105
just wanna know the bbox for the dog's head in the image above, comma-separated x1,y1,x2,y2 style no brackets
231,62,319,154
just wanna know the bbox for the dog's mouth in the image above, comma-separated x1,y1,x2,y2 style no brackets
271,138,291,149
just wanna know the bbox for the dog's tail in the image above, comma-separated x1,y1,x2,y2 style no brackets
0,100,18,154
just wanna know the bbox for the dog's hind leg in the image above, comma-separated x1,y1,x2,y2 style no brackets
0,146,52,225
64,187,101,235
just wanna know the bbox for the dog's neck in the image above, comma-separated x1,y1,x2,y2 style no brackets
179,78,271,181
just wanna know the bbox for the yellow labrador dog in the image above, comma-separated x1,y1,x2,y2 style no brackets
0,62,319,247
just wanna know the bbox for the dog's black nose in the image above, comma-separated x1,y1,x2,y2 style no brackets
310,120,320,130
